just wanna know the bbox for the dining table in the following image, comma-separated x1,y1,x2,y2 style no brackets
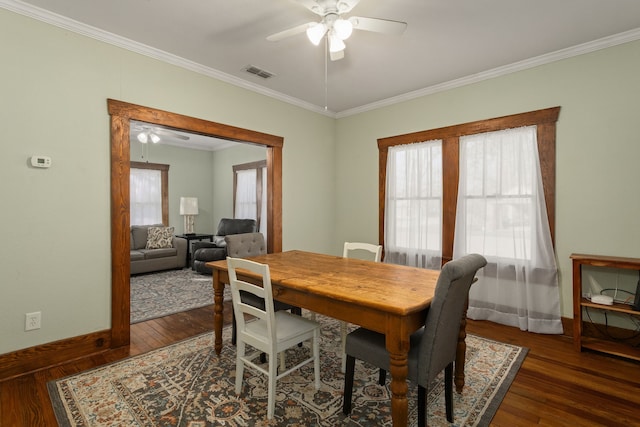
207,250,469,427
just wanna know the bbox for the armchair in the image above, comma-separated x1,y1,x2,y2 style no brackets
191,218,257,274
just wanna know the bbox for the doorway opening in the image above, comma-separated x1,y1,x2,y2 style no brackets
108,99,283,347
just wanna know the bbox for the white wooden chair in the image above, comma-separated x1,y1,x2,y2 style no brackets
227,256,321,419
311,242,382,372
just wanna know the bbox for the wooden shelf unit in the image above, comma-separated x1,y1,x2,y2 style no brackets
571,253,640,361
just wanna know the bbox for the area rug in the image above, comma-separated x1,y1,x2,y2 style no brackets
48,316,527,426
130,268,228,324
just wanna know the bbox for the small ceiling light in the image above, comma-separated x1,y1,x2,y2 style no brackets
306,22,327,46
333,18,353,40
137,132,148,143
137,130,160,144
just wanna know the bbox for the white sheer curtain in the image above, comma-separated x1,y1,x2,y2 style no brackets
130,168,162,225
235,169,257,220
385,140,443,269
234,167,268,241
454,126,562,334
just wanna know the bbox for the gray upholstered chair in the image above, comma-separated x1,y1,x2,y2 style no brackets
224,233,301,348
191,218,257,274
342,253,487,427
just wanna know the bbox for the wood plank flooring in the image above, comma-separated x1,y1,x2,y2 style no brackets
1,302,639,426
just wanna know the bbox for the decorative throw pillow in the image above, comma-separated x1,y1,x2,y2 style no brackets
146,226,174,249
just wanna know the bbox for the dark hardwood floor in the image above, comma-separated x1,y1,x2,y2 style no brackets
1,302,639,426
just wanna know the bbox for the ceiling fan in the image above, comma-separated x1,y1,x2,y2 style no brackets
267,0,407,61
132,124,190,144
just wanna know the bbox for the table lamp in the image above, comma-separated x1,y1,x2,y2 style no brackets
179,197,198,235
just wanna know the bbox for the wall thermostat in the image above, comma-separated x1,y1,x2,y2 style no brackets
30,156,52,168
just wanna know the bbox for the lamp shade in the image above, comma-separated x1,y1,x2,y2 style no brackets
329,32,346,53
333,18,353,40
306,22,327,46
179,197,199,215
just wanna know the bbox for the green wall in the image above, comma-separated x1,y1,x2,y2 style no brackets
0,9,334,354
211,143,267,227
334,39,640,319
2,5,639,355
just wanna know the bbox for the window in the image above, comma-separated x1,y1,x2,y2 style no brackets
130,161,169,225
379,107,562,333
379,107,559,263
233,160,267,238
457,126,538,259
385,140,443,269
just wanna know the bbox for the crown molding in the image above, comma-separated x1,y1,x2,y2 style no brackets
0,0,336,118
2,0,639,119
337,27,640,118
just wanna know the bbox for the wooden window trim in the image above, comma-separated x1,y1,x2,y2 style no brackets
130,161,170,225
378,106,560,264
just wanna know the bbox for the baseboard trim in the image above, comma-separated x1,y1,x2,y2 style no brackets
0,329,113,382
561,316,573,338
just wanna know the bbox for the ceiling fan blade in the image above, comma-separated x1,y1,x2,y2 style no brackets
153,128,190,140
349,16,407,35
266,22,314,41
295,0,360,16
294,0,325,15
336,0,361,14
330,49,345,61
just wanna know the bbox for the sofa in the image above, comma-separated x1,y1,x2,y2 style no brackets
130,224,187,275
191,218,257,274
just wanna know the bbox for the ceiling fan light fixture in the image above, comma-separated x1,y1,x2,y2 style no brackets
137,132,148,143
150,133,160,144
329,32,346,53
333,18,353,40
306,22,327,46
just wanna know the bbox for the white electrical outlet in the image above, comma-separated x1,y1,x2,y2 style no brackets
25,312,41,331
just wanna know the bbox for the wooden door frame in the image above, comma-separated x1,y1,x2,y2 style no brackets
108,99,283,347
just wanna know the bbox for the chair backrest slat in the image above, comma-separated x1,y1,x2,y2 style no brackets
343,242,383,262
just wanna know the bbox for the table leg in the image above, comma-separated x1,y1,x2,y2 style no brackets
387,331,410,427
213,269,224,355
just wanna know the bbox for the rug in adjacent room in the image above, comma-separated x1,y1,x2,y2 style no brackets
130,268,228,324
49,316,527,426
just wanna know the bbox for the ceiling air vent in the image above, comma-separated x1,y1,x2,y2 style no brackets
244,65,274,79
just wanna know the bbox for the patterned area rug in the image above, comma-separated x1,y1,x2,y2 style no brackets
130,269,227,324
49,315,527,426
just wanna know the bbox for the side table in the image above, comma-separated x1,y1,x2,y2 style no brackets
175,233,214,266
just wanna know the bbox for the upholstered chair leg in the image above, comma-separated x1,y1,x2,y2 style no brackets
418,386,426,427
291,307,303,347
343,355,356,415
445,362,454,422
378,368,386,385
340,321,347,373
231,311,237,345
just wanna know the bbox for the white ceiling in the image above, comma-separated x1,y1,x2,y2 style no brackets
5,0,640,117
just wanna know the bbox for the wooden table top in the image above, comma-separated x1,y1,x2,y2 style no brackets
207,250,439,316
